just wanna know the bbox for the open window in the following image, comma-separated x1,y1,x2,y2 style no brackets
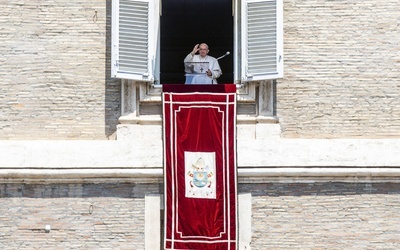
111,0,283,84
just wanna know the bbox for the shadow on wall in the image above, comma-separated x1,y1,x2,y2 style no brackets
0,183,163,198
239,182,400,196
2,182,399,199
105,1,120,139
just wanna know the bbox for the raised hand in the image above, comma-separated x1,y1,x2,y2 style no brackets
191,44,200,55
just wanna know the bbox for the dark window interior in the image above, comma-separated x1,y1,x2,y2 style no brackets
160,0,234,84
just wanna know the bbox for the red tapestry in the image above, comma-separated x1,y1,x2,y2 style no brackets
163,84,237,250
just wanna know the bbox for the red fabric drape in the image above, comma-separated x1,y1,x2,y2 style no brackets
163,84,237,250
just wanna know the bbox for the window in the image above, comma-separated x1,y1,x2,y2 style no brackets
239,0,283,81
111,0,283,83
111,0,160,81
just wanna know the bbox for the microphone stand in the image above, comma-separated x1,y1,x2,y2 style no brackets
212,52,230,84
216,51,230,60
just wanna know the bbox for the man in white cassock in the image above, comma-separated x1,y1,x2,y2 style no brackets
184,43,222,84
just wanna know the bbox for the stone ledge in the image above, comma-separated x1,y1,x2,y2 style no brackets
237,115,279,124
1,168,400,184
119,114,162,125
118,114,279,125
238,139,400,167
1,139,400,169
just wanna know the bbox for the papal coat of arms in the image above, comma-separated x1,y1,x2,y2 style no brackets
185,152,216,199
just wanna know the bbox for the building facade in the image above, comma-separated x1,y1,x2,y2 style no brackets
1,0,400,249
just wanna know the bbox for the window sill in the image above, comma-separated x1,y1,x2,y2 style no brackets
120,81,278,124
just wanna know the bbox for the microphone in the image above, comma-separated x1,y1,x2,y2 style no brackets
216,51,230,60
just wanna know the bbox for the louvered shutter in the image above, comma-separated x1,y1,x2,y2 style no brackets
240,0,283,81
111,0,160,81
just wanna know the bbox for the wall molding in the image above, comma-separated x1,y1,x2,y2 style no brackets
1,167,400,184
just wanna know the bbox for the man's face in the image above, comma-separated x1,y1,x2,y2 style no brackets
199,45,209,57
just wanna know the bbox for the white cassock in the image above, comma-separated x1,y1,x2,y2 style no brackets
184,53,222,84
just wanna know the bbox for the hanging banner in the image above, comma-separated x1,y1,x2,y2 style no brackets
163,84,237,250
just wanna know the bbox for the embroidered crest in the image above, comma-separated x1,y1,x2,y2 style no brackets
185,152,216,199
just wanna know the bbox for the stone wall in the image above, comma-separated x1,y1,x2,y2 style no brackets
1,182,399,249
1,1,399,249
1,1,400,139
279,0,400,138
241,182,400,249
0,1,120,140
0,183,162,249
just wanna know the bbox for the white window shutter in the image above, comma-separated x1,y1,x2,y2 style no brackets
240,0,283,81
111,0,160,81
